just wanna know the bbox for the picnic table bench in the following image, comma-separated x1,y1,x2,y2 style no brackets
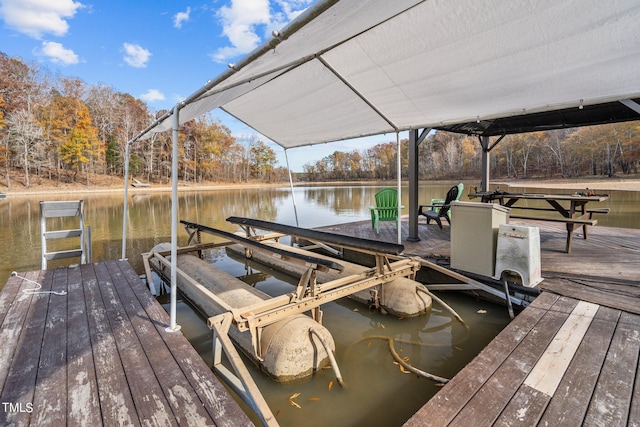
469,191,610,253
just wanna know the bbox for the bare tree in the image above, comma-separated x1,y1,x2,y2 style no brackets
6,109,44,187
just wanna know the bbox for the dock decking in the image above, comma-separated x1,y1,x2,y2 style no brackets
405,291,640,426
318,217,640,426
0,260,252,427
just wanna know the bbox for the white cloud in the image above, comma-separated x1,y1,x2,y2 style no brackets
211,0,313,63
123,43,151,68
38,41,79,65
140,89,165,102
173,7,191,29
274,0,312,21
211,0,271,62
0,0,83,39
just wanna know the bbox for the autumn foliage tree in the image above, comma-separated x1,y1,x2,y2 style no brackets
58,102,102,182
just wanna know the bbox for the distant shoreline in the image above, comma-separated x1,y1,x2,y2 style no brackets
2,177,640,197
492,177,640,192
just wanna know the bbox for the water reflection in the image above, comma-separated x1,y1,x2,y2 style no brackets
2,183,637,285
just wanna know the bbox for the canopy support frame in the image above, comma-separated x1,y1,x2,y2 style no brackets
408,128,431,242
621,99,640,115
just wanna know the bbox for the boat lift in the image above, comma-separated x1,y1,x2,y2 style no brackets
142,218,425,426
142,216,529,425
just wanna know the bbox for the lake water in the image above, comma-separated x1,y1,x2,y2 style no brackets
1,182,638,426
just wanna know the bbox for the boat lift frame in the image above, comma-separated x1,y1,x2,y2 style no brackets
143,219,423,427
224,216,528,308
178,220,422,343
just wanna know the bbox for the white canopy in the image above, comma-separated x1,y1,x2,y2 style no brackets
126,0,640,339
139,0,640,147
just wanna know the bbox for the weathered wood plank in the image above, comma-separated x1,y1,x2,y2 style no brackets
31,268,68,426
494,302,608,426
101,264,194,425
115,259,253,427
524,301,599,396
94,261,177,426
0,270,48,426
0,271,24,325
446,297,578,426
105,260,225,426
584,311,640,426
81,263,141,427
404,292,561,426
630,352,640,427
0,270,41,397
537,305,620,426
493,384,550,427
540,278,640,314
66,265,102,426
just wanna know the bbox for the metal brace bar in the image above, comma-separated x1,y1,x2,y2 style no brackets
231,258,420,336
374,253,393,276
210,313,278,427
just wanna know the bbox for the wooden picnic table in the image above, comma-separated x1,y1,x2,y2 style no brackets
469,191,610,253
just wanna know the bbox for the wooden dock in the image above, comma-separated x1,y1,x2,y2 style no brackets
318,217,640,426
0,260,252,427
405,291,640,425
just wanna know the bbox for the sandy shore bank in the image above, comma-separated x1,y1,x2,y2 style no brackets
0,181,288,196
2,177,640,196
493,178,640,192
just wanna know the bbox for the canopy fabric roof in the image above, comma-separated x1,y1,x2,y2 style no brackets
139,0,640,147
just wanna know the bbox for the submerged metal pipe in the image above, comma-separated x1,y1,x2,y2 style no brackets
310,327,344,387
387,338,449,384
417,287,464,324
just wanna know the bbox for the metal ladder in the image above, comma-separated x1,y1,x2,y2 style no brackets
40,200,89,270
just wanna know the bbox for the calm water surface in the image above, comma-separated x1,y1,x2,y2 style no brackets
1,183,638,426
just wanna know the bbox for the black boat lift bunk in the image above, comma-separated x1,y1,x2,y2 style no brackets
223,216,529,309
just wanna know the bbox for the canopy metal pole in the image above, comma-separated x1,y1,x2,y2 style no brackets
284,149,300,227
407,128,431,242
121,143,131,260
480,135,490,192
407,130,419,242
396,132,402,245
167,106,181,332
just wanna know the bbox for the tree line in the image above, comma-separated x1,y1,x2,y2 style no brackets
2,51,639,188
300,123,640,182
0,51,288,188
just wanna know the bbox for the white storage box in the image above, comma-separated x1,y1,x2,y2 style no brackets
494,224,543,287
450,201,509,277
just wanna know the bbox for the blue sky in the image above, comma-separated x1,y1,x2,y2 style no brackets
0,0,390,171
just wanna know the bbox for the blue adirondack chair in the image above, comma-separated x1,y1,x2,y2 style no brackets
370,188,402,233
